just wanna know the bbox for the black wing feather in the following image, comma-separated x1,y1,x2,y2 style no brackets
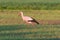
28,17,39,24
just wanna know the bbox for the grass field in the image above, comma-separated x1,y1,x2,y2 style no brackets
0,10,60,25
0,0,60,10
0,10,60,40
0,25,60,40
0,0,60,40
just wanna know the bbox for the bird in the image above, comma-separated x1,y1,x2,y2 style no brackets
18,11,39,26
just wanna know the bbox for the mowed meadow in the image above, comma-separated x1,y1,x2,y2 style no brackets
0,10,60,25
0,25,60,40
0,10,60,40
0,0,60,40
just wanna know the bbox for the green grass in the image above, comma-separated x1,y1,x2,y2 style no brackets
0,0,60,10
0,25,60,40
0,10,60,40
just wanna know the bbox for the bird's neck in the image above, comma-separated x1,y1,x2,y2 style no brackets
21,13,24,18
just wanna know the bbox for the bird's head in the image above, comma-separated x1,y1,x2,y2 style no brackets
18,11,23,16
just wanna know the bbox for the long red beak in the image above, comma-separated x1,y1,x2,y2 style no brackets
18,13,21,16
18,12,22,16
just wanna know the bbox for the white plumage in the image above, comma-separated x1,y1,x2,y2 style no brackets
18,12,39,24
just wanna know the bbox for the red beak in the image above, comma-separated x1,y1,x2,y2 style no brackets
18,13,21,16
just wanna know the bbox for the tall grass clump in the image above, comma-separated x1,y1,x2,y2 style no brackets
0,0,60,10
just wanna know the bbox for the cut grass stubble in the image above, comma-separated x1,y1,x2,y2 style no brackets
0,10,60,25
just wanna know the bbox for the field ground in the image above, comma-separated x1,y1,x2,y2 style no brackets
0,10,60,40
0,10,60,25
0,25,60,40
0,0,60,40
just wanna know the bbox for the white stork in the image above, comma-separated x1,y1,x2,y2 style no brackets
18,12,39,26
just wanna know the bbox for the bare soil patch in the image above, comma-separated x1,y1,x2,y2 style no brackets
39,20,60,25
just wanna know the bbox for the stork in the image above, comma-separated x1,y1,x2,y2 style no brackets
18,12,39,26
